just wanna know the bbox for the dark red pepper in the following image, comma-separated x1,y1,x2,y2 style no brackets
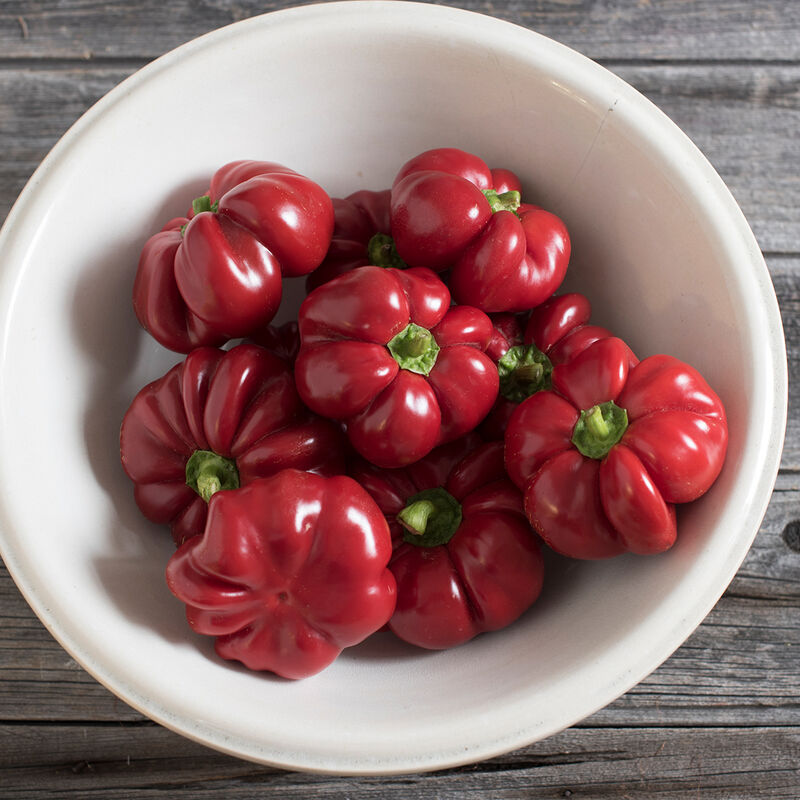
295,266,499,468
165,469,396,679
305,188,403,292
120,343,346,546
482,293,638,438
133,160,334,352
351,434,544,649
389,147,570,312
247,319,301,365
505,337,728,559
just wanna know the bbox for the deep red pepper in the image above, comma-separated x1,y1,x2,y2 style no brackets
305,188,402,292
482,293,638,438
119,343,346,546
295,266,499,468
351,434,544,649
505,337,728,559
389,147,570,312
247,319,301,365
165,469,396,679
133,160,334,353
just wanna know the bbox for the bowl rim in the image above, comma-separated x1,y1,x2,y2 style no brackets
0,0,788,775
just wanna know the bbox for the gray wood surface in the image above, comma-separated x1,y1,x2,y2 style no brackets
1,0,799,796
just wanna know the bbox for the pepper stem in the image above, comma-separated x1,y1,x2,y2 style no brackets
397,500,436,536
514,362,544,385
191,195,219,216
571,400,628,460
185,450,239,502
386,323,440,375
367,233,407,269
497,344,552,403
585,405,610,439
483,189,521,214
398,488,463,547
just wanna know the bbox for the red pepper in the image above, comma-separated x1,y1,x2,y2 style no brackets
505,337,728,559
351,434,544,649
132,160,334,353
305,189,403,292
482,293,638,438
389,147,570,312
295,266,499,468
120,343,346,546
165,470,396,679
247,319,301,365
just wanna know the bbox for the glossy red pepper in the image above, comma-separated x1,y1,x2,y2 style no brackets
305,188,402,292
120,343,346,546
389,147,570,312
165,469,396,679
482,293,637,438
351,434,544,649
505,337,728,559
295,266,499,468
133,160,334,353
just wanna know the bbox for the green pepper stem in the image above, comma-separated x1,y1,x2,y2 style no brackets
196,473,222,502
585,405,610,440
514,362,544,385
402,329,433,357
397,488,463,548
483,189,521,214
191,195,219,216
185,450,239,502
571,400,628,460
497,343,553,403
367,233,407,269
386,323,440,375
397,500,436,536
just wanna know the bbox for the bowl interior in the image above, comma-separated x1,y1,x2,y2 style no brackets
0,1,785,774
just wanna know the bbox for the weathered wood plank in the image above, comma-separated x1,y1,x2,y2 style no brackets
0,66,136,228
2,63,798,254
773,266,800,471
0,723,797,798
1,487,798,725
2,0,800,62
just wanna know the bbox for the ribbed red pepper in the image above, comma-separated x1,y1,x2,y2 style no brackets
505,337,728,558
351,433,544,649
305,188,399,291
133,160,334,352
482,293,638,438
389,147,570,312
120,343,345,546
165,470,396,679
295,266,499,468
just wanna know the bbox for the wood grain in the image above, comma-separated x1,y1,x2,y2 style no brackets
0,723,797,798
2,0,800,61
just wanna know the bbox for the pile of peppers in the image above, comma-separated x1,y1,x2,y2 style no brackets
120,148,728,679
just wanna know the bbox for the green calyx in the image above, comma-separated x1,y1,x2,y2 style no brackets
397,487,463,547
181,195,220,235
497,344,553,403
571,400,628,460
483,188,521,215
185,450,240,502
387,323,440,375
367,233,407,269
191,195,219,215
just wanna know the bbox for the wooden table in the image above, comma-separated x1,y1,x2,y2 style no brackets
1,1,798,796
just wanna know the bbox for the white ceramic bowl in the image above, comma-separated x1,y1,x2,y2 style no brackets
0,1,786,775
